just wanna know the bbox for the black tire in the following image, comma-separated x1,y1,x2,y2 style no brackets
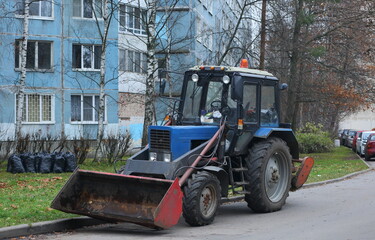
365,153,370,161
182,171,221,226
244,137,292,213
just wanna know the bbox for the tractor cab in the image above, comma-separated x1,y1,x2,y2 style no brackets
177,65,283,155
178,66,281,129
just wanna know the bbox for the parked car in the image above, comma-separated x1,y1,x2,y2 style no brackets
346,130,357,148
357,131,375,156
364,133,375,161
341,129,351,146
352,131,364,152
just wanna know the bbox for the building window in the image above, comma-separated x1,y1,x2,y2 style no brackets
73,0,103,19
157,58,167,79
16,94,54,123
15,40,52,70
71,95,105,123
72,44,101,70
119,49,147,73
119,4,146,35
16,0,53,18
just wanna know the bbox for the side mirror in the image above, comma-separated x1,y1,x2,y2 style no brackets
279,83,288,91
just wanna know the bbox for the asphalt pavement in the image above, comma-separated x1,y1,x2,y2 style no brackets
1,154,373,240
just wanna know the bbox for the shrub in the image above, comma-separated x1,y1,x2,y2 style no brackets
296,122,334,153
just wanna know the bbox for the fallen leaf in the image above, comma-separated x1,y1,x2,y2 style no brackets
11,204,18,209
45,207,53,211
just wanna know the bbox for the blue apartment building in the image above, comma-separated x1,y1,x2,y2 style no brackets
0,0,119,140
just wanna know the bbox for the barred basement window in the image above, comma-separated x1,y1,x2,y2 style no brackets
16,94,54,123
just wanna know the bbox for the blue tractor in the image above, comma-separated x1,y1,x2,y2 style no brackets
52,63,314,229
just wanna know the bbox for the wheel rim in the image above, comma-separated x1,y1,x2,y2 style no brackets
200,184,217,218
264,152,288,202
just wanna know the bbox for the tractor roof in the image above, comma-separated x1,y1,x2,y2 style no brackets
189,66,275,78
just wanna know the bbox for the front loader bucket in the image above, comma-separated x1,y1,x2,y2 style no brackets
51,170,183,229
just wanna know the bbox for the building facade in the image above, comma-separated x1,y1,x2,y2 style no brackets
0,0,119,140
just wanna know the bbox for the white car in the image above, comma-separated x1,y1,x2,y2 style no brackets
356,131,375,156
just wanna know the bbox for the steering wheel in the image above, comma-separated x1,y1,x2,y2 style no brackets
210,100,222,111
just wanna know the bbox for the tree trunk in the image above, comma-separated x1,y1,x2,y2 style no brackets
259,0,267,70
15,0,30,143
142,0,158,146
285,0,303,129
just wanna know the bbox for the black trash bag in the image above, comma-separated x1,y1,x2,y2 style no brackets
53,153,66,173
6,156,12,172
39,153,53,173
8,155,25,174
18,153,30,172
63,152,77,172
24,154,36,173
34,153,43,173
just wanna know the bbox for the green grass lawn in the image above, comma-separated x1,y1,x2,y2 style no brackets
0,146,369,228
0,161,115,228
304,146,369,183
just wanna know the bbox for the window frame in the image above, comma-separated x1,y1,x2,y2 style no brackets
15,94,55,124
72,0,103,20
72,44,102,71
70,94,107,124
15,0,54,20
15,40,53,71
119,49,147,74
119,4,147,35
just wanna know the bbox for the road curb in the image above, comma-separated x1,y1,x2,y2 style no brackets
2,154,373,239
0,217,106,239
302,152,374,189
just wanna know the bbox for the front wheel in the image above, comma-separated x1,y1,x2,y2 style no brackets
183,171,221,226
245,137,292,213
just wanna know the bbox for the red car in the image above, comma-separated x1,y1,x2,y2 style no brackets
364,133,375,161
352,131,364,152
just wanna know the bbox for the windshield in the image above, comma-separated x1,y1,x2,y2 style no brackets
181,78,226,123
182,80,203,119
362,132,375,141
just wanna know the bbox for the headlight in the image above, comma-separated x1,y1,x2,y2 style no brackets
192,73,199,82
150,152,157,161
163,153,171,162
222,75,230,84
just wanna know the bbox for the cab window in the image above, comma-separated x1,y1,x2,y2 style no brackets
261,85,278,126
243,84,258,123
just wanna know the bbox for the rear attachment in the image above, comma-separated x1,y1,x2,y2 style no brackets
291,157,314,191
51,170,183,229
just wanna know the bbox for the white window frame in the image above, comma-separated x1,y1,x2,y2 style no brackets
119,49,147,74
72,44,101,71
119,4,146,35
72,0,103,20
15,40,53,71
15,94,55,124
70,95,107,124
15,0,54,20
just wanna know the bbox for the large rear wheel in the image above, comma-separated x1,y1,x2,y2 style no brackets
245,137,292,213
183,171,221,226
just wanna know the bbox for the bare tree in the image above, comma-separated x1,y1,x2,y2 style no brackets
266,0,375,132
15,0,30,144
